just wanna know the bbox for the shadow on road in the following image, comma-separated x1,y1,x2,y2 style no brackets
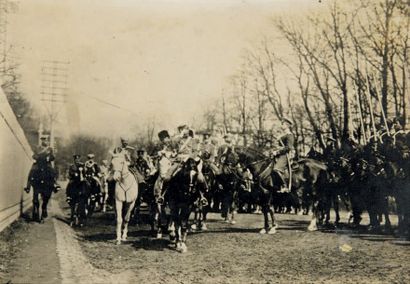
132,237,171,251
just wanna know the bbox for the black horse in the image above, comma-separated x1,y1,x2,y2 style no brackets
28,162,58,223
236,147,281,234
191,159,218,230
66,166,89,227
83,170,102,217
167,158,201,253
218,147,242,224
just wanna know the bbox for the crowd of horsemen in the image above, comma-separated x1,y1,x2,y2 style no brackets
25,117,410,236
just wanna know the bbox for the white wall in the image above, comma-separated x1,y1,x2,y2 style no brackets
0,88,33,232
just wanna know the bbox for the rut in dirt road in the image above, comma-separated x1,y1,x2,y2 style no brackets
51,199,135,284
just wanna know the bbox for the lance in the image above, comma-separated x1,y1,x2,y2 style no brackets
365,65,378,143
372,72,391,137
353,81,367,144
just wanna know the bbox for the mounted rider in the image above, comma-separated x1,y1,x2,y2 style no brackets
199,132,220,176
153,129,178,202
217,133,238,164
24,136,59,193
84,153,102,185
66,154,84,204
272,118,295,173
153,125,208,203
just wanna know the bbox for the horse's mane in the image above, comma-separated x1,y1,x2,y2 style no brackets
235,146,267,162
298,158,327,172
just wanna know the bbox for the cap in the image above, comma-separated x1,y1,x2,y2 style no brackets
120,137,129,143
158,130,170,141
177,125,188,132
87,153,95,159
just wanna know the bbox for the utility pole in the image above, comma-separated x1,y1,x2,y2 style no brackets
40,60,69,151
0,0,18,84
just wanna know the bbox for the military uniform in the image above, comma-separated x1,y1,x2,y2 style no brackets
199,134,220,175
66,155,84,200
274,131,295,171
25,140,57,192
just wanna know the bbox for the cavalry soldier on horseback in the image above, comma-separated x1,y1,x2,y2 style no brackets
135,149,151,178
118,136,135,163
199,132,220,175
217,133,237,163
153,129,177,202
24,136,59,193
84,153,102,185
66,154,84,204
153,126,208,203
271,118,295,187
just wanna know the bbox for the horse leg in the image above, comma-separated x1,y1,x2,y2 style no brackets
308,201,319,231
156,203,163,239
122,200,136,241
382,198,392,233
168,219,176,245
230,199,236,225
268,206,277,234
259,205,270,234
102,190,108,213
32,190,40,222
191,206,199,231
179,205,190,253
334,196,340,227
41,192,51,222
70,199,76,227
115,200,124,244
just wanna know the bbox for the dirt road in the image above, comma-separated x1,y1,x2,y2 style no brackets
1,192,409,283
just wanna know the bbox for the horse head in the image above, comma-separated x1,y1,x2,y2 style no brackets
110,153,129,181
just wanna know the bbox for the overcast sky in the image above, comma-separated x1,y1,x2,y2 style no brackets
8,0,321,138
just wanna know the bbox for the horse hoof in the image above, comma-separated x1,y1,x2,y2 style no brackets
259,228,267,234
191,224,197,230
156,233,162,239
230,220,236,225
116,239,121,245
180,243,188,253
201,224,208,231
70,221,74,227
121,236,127,241
268,228,277,235
175,242,182,252
40,219,45,224
308,225,318,232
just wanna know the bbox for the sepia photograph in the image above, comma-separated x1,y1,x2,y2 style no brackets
0,0,409,283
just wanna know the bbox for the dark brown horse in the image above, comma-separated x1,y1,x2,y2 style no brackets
28,162,59,223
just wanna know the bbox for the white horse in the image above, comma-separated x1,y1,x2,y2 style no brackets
111,151,139,245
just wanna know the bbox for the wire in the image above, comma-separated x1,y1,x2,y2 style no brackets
84,95,140,117
0,108,33,159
